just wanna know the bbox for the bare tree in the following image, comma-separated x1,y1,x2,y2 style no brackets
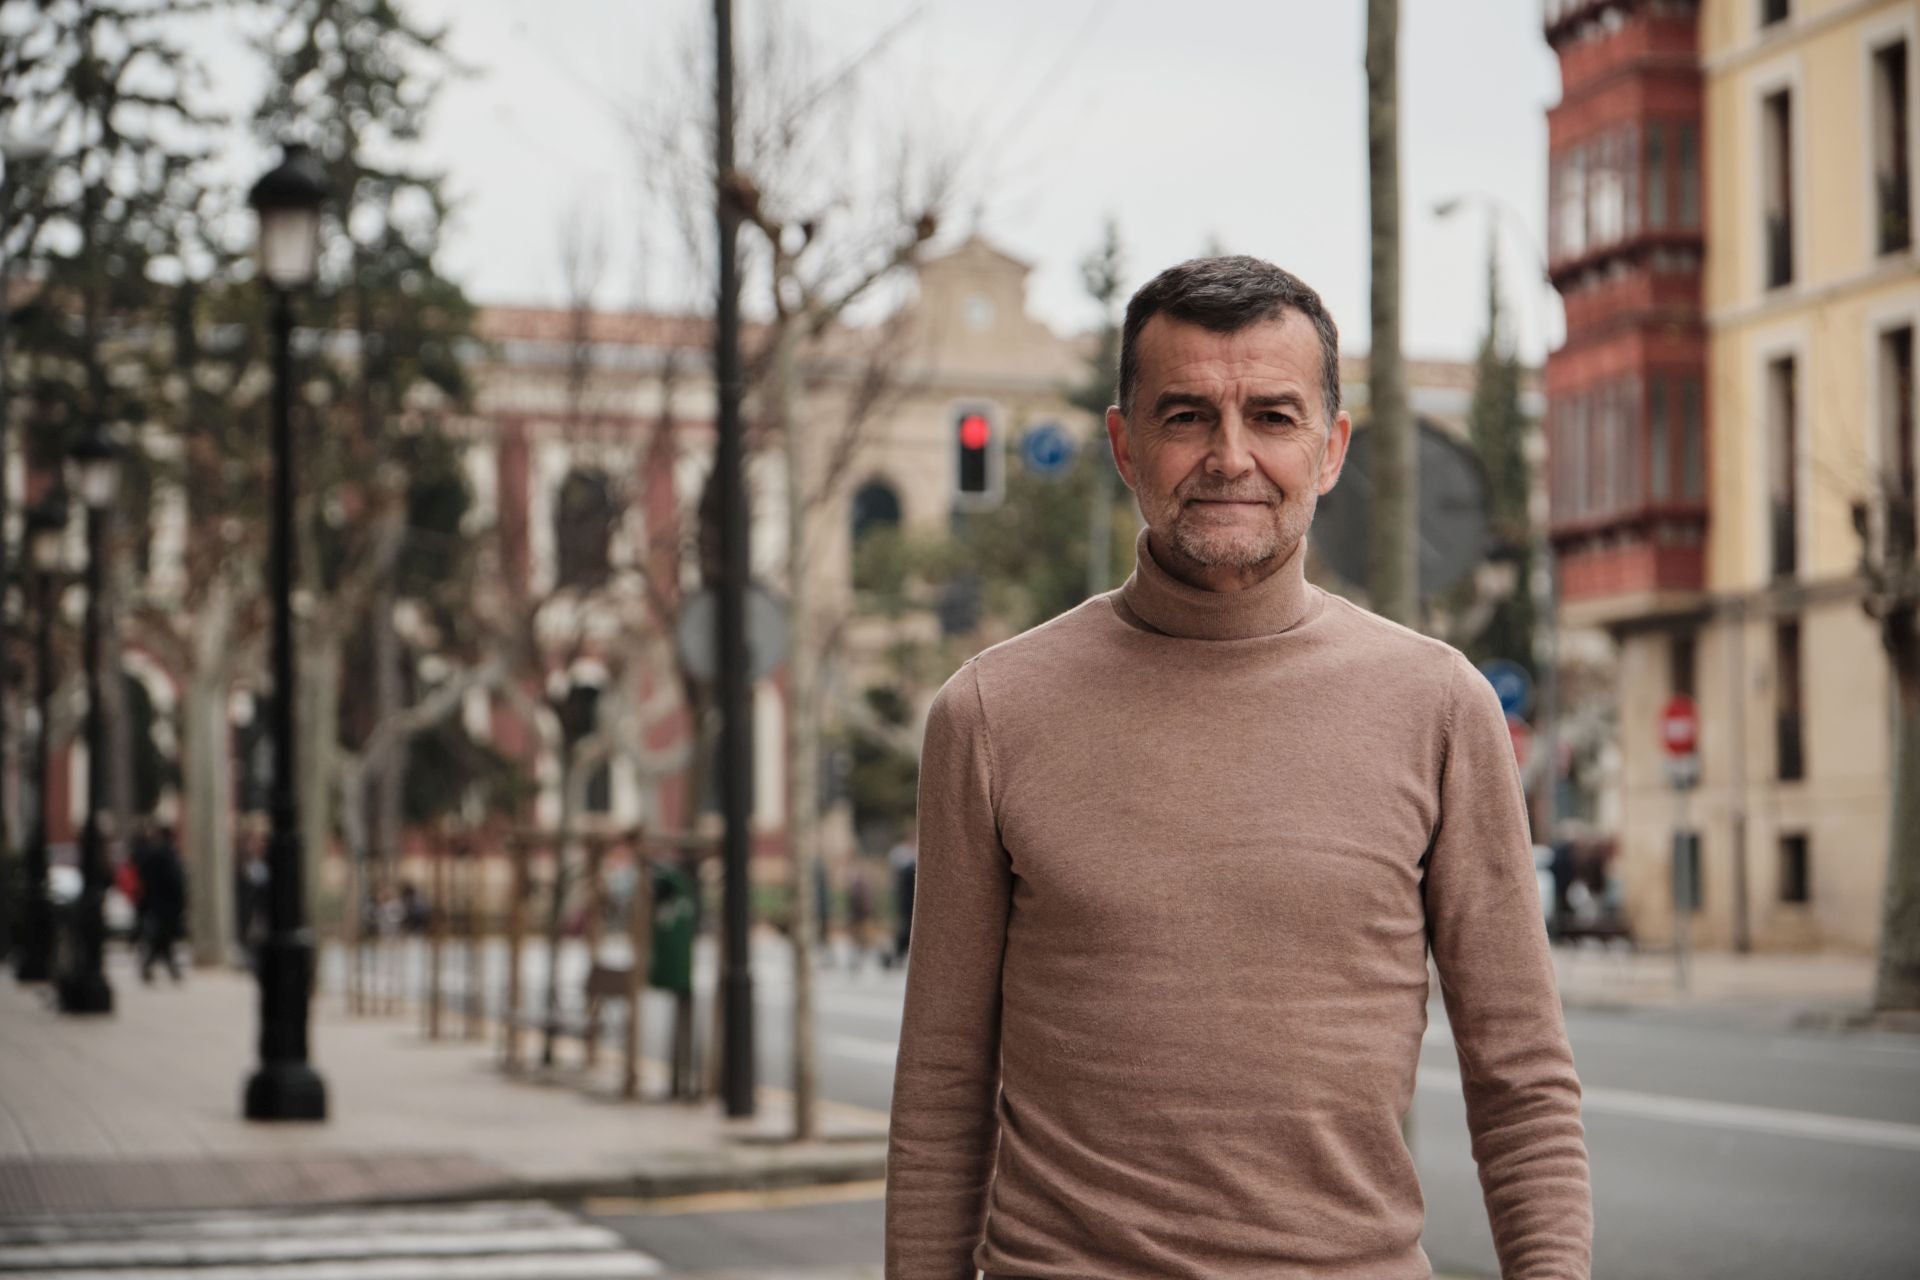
628,1,951,1138
1856,472,1920,1010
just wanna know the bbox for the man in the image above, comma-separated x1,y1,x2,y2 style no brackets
133,825,187,984
885,257,1590,1278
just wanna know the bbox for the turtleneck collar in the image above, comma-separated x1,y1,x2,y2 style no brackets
1115,524,1318,641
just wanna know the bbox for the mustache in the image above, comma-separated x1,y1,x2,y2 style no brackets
1180,483,1280,504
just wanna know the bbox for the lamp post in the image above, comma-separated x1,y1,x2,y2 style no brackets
1434,192,1563,840
13,493,67,983
243,144,329,1122
55,429,116,1016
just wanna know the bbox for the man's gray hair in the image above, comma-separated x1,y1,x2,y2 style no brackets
1117,255,1342,424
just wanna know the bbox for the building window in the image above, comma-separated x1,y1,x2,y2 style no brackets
1873,40,1912,255
559,682,613,814
1767,356,1798,578
850,478,904,592
1676,122,1701,229
1779,833,1810,903
1680,377,1705,501
1558,145,1588,261
1759,0,1788,28
555,468,616,590
1882,325,1916,528
1762,90,1794,288
1670,629,1697,700
1650,377,1671,500
1774,619,1805,782
1646,123,1669,230
1590,130,1626,247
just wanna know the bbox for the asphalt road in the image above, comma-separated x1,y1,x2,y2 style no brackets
333,936,1920,1278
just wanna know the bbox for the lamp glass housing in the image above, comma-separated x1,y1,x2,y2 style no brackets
65,452,119,510
257,205,322,289
29,523,64,572
261,208,324,289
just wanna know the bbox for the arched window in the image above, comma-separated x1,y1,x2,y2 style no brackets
555,469,616,590
850,479,903,592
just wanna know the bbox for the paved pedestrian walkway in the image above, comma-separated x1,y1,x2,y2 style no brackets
1548,943,1892,1026
0,951,886,1218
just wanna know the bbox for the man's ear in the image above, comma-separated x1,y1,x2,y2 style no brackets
1316,410,1353,494
1105,406,1137,491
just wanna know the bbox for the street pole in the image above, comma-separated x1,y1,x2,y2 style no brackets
56,471,111,1016
244,279,326,1121
713,0,756,1119
14,498,62,983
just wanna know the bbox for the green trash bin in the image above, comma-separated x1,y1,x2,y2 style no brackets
649,864,696,996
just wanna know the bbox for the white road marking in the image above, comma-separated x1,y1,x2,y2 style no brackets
0,1202,663,1279
1419,1067,1920,1151
822,1033,902,1066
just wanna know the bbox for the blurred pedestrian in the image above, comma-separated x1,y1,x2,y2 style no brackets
846,860,876,972
886,829,917,966
885,257,1591,1277
133,825,186,984
236,826,269,969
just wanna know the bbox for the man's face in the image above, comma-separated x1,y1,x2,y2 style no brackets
1106,311,1352,591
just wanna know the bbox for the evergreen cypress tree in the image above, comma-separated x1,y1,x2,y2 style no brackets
1464,233,1537,675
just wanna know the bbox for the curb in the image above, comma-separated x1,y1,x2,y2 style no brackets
0,1144,890,1219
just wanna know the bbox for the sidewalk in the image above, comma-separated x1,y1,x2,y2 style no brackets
0,950,886,1218
1548,942,1905,1029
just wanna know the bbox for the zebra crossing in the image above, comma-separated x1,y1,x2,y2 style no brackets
0,1199,664,1279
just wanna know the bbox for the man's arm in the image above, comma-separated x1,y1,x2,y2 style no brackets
885,661,1013,1279
1426,654,1593,1278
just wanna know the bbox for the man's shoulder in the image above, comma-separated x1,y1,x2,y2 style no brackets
1311,589,1479,711
967,593,1117,681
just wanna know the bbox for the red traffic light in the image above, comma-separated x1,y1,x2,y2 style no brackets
959,414,991,450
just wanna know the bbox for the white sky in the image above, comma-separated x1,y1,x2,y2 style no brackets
207,0,1567,364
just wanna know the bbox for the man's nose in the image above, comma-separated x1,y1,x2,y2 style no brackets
1205,413,1255,476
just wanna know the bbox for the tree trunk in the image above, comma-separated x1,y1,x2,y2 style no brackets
182,577,237,966
300,624,342,934
1365,0,1415,627
370,584,405,883
1875,636,1920,1010
777,327,821,1142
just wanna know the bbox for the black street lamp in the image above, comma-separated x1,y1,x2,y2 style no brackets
13,492,68,984
55,429,116,1016
243,143,329,1122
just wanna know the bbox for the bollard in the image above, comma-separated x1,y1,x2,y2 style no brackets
426,830,447,1041
502,834,528,1071
583,835,607,1069
623,827,651,1101
461,835,483,1042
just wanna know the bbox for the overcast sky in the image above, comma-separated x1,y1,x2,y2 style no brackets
247,0,1566,364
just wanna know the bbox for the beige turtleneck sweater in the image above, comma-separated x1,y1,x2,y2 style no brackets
884,528,1591,1279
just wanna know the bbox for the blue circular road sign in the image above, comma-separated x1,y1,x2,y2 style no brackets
1020,422,1076,477
1479,659,1533,719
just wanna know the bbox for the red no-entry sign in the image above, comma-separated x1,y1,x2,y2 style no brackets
1661,694,1699,758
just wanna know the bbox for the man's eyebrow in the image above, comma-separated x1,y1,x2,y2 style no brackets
1245,392,1310,414
1149,391,1218,417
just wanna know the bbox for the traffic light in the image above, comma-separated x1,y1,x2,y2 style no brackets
952,401,1003,510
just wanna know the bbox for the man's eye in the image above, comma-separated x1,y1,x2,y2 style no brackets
1166,411,1202,425
1258,412,1297,427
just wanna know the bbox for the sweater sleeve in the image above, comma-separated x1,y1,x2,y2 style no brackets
1426,655,1593,1278
885,661,1013,1279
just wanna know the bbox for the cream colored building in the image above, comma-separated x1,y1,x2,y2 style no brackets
1601,0,1917,952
